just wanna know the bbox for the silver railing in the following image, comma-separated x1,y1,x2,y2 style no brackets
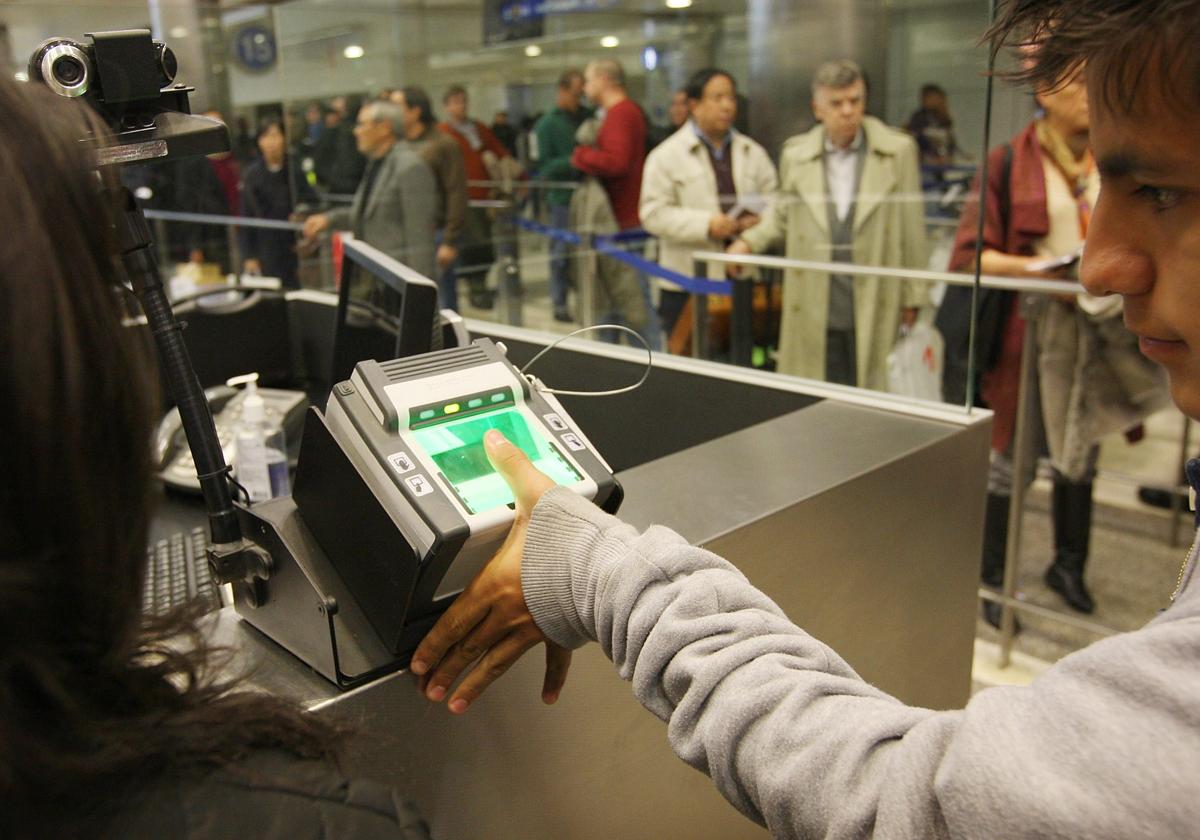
693,250,1186,667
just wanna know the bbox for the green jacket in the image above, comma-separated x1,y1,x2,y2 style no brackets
534,105,591,207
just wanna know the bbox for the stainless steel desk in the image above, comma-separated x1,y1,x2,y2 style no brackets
213,324,991,839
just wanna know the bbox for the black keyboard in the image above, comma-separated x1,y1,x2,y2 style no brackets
143,527,221,617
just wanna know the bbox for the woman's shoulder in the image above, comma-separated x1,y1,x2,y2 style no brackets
100,750,432,839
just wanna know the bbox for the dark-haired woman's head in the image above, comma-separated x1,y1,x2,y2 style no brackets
0,75,156,657
0,67,162,802
0,75,334,826
256,118,287,163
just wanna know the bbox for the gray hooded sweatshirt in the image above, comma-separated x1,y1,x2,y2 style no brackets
522,487,1200,839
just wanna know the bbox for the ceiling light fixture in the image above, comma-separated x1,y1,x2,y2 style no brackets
600,35,620,48
343,44,365,59
524,44,542,57
666,0,693,7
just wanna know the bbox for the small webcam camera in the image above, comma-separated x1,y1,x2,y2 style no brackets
30,32,178,116
28,29,228,165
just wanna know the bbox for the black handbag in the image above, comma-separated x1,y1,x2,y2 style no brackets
936,143,1013,406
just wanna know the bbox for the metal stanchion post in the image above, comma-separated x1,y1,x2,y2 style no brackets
228,221,241,278
998,293,1041,667
1170,417,1193,547
496,203,523,327
579,233,597,331
692,294,710,358
152,217,172,274
730,275,754,367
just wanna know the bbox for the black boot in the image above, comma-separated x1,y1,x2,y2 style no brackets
1045,476,1096,614
980,493,1020,631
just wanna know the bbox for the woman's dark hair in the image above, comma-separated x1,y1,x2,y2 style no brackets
256,116,286,142
0,76,337,829
684,68,736,102
988,0,1200,110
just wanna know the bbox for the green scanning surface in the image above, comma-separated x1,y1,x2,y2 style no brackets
411,408,582,514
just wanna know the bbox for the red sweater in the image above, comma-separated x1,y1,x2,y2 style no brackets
949,121,1050,452
572,98,645,230
437,120,510,202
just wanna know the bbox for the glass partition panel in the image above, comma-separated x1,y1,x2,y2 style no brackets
2,0,996,409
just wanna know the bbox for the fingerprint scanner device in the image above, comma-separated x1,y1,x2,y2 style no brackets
289,337,622,668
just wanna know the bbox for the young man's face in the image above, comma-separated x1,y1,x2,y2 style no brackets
1081,65,1200,418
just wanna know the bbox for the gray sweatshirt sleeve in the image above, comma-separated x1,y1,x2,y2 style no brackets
521,487,1200,839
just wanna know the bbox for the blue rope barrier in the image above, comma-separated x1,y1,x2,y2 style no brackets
592,236,732,296
515,216,732,296
513,215,582,245
603,227,651,244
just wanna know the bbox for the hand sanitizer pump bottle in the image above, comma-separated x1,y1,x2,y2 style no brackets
226,373,291,502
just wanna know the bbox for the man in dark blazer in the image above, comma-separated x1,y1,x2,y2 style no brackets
304,101,438,280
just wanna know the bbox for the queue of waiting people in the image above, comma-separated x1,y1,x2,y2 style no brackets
132,64,959,369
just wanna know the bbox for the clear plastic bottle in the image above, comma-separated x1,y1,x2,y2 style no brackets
227,373,291,502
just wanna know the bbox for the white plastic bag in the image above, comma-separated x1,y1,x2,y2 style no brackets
887,322,945,401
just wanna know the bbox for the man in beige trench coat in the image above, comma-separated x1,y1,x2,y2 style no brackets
731,60,928,388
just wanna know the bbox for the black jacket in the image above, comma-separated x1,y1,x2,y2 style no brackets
40,751,433,839
239,156,317,288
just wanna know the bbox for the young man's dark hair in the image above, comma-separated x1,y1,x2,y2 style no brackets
401,85,436,127
988,0,1200,108
919,82,947,98
443,84,467,104
683,67,736,102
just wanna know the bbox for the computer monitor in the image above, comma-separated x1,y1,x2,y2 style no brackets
330,235,439,389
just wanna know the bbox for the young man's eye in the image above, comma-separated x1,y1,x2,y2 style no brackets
1133,185,1184,212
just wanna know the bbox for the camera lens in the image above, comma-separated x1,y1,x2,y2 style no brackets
34,41,91,98
52,56,85,86
156,44,179,85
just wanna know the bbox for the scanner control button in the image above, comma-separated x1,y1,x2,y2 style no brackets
406,475,434,497
561,433,586,452
336,383,355,396
388,452,415,474
543,413,568,431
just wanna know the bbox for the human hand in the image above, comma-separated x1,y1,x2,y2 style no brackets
302,213,330,238
410,430,570,714
243,258,262,276
725,238,752,278
436,243,458,271
735,213,761,233
708,213,739,241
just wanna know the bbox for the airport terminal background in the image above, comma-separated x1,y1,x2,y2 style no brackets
3,0,1192,689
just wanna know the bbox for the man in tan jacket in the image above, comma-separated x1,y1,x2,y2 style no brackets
640,68,778,345
731,60,928,388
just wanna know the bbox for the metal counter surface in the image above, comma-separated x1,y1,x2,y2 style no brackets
214,396,989,840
